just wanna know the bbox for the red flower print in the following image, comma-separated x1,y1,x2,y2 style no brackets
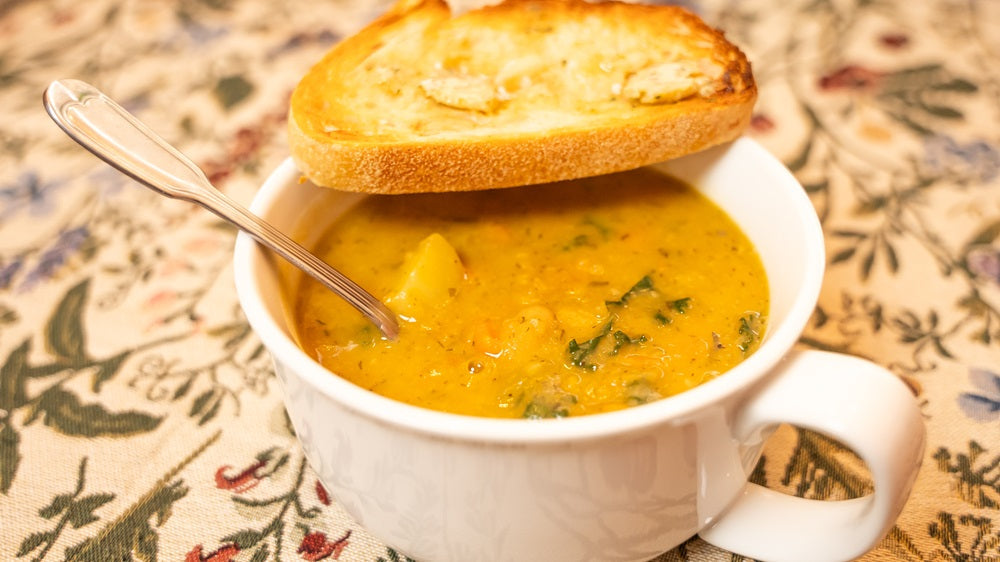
298,530,351,561
200,108,286,186
143,289,178,310
185,544,240,562
315,480,331,505
215,449,287,493
51,9,77,26
879,33,909,49
215,458,268,493
750,113,775,133
818,65,885,92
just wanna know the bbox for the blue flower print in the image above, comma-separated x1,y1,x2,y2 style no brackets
924,134,1000,184
179,19,227,46
0,172,67,222
0,258,23,290
88,165,137,197
958,367,1000,422
20,227,90,291
966,245,1000,284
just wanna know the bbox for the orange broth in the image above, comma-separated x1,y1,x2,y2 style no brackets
292,167,768,418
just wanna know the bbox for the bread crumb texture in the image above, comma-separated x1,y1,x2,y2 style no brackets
289,0,756,192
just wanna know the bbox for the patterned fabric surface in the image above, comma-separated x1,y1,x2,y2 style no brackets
2,0,998,560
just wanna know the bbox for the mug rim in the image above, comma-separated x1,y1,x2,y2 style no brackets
233,137,826,444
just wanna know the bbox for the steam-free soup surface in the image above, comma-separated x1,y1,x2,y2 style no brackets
293,168,768,419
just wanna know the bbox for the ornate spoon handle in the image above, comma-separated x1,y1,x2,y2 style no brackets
43,79,399,340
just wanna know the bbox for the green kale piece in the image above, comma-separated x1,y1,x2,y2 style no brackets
606,275,655,308
610,330,647,356
670,297,692,313
567,321,612,370
522,388,578,419
738,312,763,354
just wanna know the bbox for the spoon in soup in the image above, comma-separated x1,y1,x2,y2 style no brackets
43,79,400,340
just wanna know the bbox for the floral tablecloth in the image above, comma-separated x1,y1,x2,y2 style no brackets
2,1,998,560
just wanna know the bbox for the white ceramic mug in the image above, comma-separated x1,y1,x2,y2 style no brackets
233,137,925,562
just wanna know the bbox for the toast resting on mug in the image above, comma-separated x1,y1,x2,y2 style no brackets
288,0,757,193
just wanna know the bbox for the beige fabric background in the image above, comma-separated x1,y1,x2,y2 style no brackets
1,1,997,560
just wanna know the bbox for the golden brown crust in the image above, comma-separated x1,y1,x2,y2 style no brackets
288,0,757,193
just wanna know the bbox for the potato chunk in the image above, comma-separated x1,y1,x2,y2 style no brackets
386,233,465,317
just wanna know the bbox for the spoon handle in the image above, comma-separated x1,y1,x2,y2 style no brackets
43,79,399,340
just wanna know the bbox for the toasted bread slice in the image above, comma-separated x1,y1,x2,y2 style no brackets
289,0,756,193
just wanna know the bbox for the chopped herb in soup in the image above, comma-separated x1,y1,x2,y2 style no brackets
292,168,768,419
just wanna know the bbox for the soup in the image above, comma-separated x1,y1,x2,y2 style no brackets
292,168,768,419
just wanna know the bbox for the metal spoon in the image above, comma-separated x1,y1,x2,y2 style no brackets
43,79,400,340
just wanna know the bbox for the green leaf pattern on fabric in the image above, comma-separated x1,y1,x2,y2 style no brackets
2,0,999,560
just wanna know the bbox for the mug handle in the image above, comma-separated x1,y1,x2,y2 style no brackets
699,349,925,562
